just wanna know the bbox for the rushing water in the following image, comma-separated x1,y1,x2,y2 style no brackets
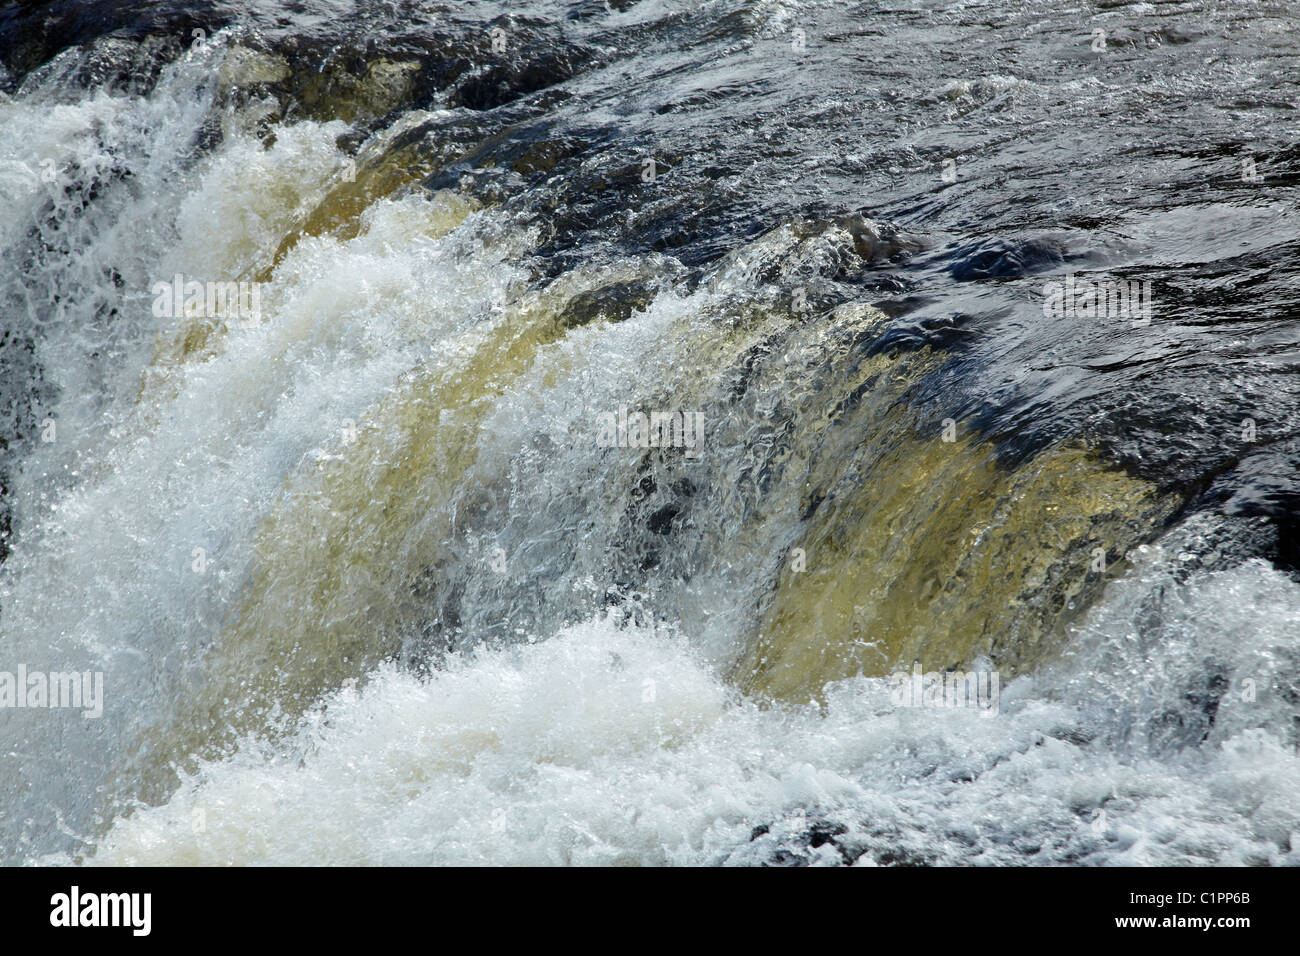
0,0,1297,865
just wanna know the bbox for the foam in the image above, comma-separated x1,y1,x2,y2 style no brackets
85,546,1300,866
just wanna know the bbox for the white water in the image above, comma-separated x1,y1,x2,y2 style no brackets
1,39,530,854
84,546,1300,866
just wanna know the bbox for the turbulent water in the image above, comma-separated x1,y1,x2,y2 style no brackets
0,0,1298,865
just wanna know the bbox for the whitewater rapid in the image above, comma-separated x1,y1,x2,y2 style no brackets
83,545,1300,866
